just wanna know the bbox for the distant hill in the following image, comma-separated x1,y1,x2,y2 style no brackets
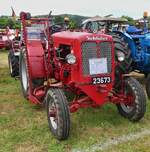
56,14,89,24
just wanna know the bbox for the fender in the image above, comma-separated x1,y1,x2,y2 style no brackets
26,40,46,79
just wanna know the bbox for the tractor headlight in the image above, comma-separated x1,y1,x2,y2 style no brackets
66,54,76,64
117,51,125,62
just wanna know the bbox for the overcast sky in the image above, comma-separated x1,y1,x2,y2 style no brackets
0,0,150,19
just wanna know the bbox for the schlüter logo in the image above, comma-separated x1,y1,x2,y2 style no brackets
86,36,108,41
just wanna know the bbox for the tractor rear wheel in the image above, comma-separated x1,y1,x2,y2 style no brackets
110,33,132,90
46,88,70,140
116,77,146,122
19,49,29,99
146,73,150,99
8,51,19,77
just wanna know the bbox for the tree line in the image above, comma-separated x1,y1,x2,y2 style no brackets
0,15,141,29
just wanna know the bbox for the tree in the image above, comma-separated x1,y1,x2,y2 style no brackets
0,17,21,29
54,16,64,24
121,16,135,25
69,20,77,29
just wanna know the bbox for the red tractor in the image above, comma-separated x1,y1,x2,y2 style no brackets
0,29,12,49
0,31,7,49
19,12,146,140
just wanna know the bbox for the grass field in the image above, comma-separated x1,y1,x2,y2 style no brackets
1,51,150,152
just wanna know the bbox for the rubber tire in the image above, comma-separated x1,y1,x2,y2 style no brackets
8,51,19,77
146,73,150,99
46,88,70,140
110,33,132,90
117,77,146,122
19,49,29,99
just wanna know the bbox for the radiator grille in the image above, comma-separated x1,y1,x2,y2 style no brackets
81,41,112,76
98,42,112,73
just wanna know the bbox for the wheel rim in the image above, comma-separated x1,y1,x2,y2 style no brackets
48,101,58,130
21,55,28,91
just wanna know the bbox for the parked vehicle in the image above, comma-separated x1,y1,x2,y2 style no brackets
19,12,146,140
0,29,13,49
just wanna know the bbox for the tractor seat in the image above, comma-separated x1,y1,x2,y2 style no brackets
126,26,143,34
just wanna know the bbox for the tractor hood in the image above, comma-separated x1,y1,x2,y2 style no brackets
52,31,112,43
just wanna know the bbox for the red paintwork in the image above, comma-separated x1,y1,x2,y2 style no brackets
19,12,134,112
52,31,114,105
0,29,17,50
0,32,9,49
0,40,6,49
27,40,46,78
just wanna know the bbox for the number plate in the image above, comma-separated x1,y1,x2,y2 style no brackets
89,58,108,75
92,77,111,84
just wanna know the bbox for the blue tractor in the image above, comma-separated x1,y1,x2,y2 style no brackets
81,14,150,98
114,13,150,98
117,15,150,76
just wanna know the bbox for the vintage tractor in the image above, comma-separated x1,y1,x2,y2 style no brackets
0,29,13,50
19,12,146,140
0,31,7,49
125,12,150,99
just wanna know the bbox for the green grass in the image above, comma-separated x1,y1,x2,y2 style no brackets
1,51,150,152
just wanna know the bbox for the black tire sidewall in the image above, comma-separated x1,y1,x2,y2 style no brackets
8,51,19,77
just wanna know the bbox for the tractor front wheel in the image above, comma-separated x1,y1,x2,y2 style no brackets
116,77,146,122
46,88,70,140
